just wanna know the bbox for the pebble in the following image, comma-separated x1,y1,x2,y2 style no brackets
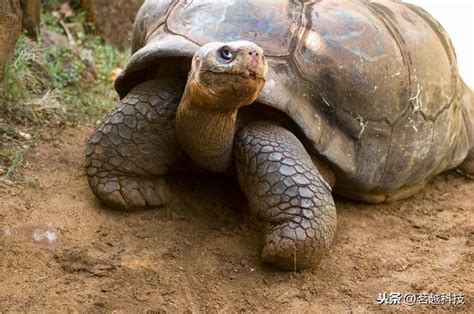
18,131,32,140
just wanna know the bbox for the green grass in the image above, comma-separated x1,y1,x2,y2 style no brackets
0,149,24,182
0,7,129,183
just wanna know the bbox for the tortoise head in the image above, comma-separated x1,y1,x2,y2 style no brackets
186,41,268,110
176,41,268,172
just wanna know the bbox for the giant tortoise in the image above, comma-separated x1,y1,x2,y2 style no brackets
85,0,474,270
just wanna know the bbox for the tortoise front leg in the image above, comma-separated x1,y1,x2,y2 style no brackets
234,122,337,270
85,80,183,210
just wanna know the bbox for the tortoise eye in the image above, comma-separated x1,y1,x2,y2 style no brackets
219,46,234,61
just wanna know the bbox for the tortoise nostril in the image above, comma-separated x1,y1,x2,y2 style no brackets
248,51,261,58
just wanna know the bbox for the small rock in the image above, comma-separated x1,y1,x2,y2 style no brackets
41,29,69,48
295,291,310,302
436,234,450,240
183,239,191,246
91,264,113,276
18,131,32,140
82,0,143,45
32,228,57,243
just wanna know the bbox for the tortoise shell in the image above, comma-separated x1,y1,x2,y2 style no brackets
115,0,472,196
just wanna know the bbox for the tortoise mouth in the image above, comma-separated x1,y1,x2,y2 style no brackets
246,70,258,79
201,69,266,82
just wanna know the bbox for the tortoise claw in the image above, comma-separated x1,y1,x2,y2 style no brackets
89,175,170,210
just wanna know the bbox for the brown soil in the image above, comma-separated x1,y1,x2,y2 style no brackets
1,127,472,312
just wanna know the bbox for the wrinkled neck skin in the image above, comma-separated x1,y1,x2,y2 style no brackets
176,80,243,173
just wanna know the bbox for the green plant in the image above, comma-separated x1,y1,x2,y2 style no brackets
0,148,24,182
84,37,128,82
2,35,39,101
1,7,129,182
40,9,63,33
42,46,86,88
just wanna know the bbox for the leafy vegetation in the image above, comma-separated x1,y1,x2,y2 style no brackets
0,7,128,183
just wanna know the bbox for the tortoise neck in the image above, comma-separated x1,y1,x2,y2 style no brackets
176,89,238,172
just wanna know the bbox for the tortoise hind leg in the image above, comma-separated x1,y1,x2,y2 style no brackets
458,150,474,180
85,80,183,210
458,86,474,179
234,121,337,270
457,89,474,179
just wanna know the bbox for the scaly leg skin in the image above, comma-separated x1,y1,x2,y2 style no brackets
85,80,183,210
234,121,337,270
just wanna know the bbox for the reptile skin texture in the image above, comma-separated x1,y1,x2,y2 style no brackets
85,80,183,210
234,121,337,270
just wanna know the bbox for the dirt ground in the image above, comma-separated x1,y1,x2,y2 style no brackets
0,126,472,312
